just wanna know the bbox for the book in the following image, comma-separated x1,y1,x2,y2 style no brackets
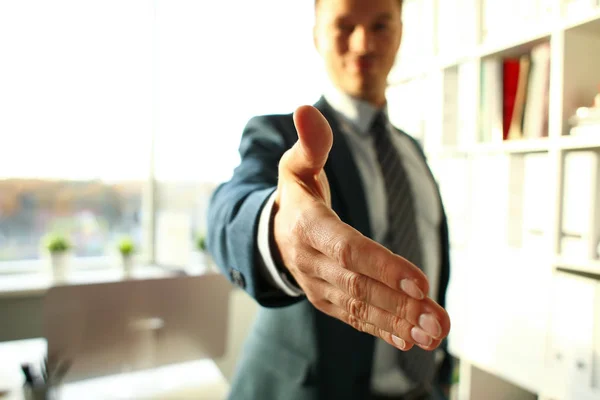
507,55,531,140
523,43,551,139
502,59,521,140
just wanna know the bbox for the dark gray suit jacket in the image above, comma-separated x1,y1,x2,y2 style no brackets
206,97,452,400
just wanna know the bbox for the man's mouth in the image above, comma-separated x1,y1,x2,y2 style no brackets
353,57,375,72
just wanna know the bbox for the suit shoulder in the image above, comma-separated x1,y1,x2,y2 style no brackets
392,126,424,147
246,113,295,132
240,113,297,153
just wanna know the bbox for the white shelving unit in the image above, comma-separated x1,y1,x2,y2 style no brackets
387,1,600,399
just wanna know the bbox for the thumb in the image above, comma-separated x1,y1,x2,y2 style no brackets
284,105,333,177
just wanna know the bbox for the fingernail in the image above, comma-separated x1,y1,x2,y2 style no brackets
419,313,442,338
392,335,406,350
400,279,424,300
411,326,433,347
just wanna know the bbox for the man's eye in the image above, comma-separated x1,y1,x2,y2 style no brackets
373,22,389,32
336,23,354,33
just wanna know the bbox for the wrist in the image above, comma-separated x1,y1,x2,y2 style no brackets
270,200,298,286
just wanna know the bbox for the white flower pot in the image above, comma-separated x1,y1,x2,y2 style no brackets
191,251,214,274
50,252,70,284
122,254,134,278
204,253,216,272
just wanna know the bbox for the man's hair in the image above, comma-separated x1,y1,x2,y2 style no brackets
314,0,403,9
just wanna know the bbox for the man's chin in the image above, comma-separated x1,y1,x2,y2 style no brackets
347,82,380,100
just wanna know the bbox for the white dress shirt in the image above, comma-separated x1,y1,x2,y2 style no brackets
256,86,443,395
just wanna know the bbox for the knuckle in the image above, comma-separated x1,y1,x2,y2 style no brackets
394,295,409,319
289,209,309,242
312,297,329,310
312,260,325,278
286,213,313,273
289,248,309,275
347,273,369,302
332,238,353,269
322,286,335,304
377,255,395,284
304,284,325,307
346,314,364,332
391,315,405,334
347,298,369,321
303,286,317,304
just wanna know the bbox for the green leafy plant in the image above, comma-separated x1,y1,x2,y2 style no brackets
196,235,206,252
43,233,71,254
117,236,135,257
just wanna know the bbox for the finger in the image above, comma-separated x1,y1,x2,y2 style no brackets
317,297,416,352
281,105,333,178
321,292,443,351
302,209,429,300
310,278,446,349
310,258,448,342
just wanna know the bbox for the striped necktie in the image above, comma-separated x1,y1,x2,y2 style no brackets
371,111,423,269
370,111,436,386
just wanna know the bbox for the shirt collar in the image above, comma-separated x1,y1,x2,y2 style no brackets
323,83,389,137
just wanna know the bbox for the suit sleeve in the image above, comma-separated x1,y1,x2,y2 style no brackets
206,115,305,308
256,191,304,296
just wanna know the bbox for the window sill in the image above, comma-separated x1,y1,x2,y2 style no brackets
0,259,214,299
0,256,119,275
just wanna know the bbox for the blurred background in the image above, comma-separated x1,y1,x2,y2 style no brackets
0,0,324,267
1,0,600,399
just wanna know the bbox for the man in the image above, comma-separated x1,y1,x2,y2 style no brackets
207,0,453,398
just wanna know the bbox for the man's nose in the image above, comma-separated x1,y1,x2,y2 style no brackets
349,26,374,54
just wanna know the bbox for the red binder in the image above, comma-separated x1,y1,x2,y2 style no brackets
502,58,520,140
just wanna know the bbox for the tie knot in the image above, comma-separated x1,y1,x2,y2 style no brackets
370,111,389,142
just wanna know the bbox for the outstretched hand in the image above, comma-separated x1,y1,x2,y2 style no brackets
272,105,450,351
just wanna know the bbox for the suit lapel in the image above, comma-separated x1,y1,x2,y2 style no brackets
314,97,372,239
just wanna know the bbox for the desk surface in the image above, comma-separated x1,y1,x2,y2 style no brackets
0,266,190,299
0,339,229,400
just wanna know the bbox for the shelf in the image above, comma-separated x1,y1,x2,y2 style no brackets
424,146,470,159
390,12,600,85
470,138,551,154
389,53,473,86
438,53,471,71
478,25,553,60
498,137,552,153
389,57,433,86
562,6,600,35
478,12,600,61
444,135,600,154
559,134,600,150
396,3,600,399
554,257,600,278
426,138,553,156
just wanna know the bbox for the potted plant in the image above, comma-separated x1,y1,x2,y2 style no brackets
43,233,72,283
196,235,206,253
194,234,213,272
117,236,136,277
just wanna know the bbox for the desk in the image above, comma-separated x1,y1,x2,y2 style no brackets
0,339,229,400
0,266,186,299
0,266,188,342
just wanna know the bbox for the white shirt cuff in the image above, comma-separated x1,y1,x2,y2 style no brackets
257,191,304,297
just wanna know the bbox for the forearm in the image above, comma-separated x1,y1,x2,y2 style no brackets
206,114,305,307
207,182,303,308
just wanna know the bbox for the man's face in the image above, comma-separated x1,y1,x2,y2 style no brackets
313,0,402,106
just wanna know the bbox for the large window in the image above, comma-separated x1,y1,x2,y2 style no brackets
0,0,152,263
0,180,143,261
0,0,322,267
